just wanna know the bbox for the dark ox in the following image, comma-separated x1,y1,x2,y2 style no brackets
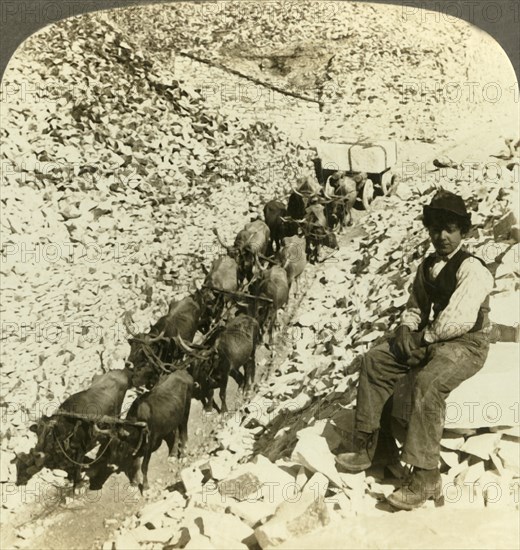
252,266,289,345
201,254,239,325
183,314,260,413
12,368,132,487
324,172,358,230
286,176,322,237
303,204,339,264
128,292,208,388
263,200,288,255
278,235,307,293
214,221,270,286
233,220,270,285
87,370,193,492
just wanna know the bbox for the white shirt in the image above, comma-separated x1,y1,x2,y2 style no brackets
401,244,494,344
429,243,463,279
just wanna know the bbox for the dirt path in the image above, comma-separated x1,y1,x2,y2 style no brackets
6,383,255,550
3,246,322,550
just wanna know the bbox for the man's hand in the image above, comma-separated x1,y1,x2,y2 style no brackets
409,329,425,349
392,326,425,362
393,325,414,360
406,347,427,367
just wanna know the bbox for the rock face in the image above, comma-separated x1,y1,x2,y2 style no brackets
110,2,516,144
0,9,313,522
444,343,520,429
254,493,330,549
493,210,519,241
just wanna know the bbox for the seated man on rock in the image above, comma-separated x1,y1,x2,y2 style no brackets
336,190,494,510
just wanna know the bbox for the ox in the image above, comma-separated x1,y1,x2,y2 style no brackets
203,255,238,293
324,171,358,230
263,199,288,255
303,204,339,264
180,314,260,413
127,291,208,387
286,176,322,237
87,370,193,492
201,254,239,327
12,368,133,487
278,235,307,295
214,221,270,286
251,266,289,345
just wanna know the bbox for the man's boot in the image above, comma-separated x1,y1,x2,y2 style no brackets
335,430,379,473
386,467,444,510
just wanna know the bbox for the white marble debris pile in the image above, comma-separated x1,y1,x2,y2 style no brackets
105,142,518,548
0,12,313,516
2,3,519,545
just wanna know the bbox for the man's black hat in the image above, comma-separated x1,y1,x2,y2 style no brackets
423,190,471,224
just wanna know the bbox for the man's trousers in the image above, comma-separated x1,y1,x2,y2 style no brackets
354,331,490,469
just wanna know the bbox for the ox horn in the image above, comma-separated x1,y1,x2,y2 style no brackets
139,344,170,374
174,334,198,354
257,252,279,266
145,330,168,344
323,176,334,199
173,334,195,353
123,312,139,337
93,424,114,436
130,330,167,346
174,335,213,360
212,228,231,253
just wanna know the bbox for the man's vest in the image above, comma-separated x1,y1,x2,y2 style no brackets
422,249,491,332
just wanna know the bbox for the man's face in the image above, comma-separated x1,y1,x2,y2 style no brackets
427,222,463,257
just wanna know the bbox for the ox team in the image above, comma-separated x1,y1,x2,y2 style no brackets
13,180,492,511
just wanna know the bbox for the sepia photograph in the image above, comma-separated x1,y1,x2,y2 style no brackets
0,1,519,548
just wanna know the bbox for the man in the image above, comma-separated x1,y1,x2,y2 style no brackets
336,190,494,510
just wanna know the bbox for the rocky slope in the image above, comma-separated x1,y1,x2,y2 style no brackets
102,143,520,550
109,2,515,142
0,12,312,497
1,2,519,549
